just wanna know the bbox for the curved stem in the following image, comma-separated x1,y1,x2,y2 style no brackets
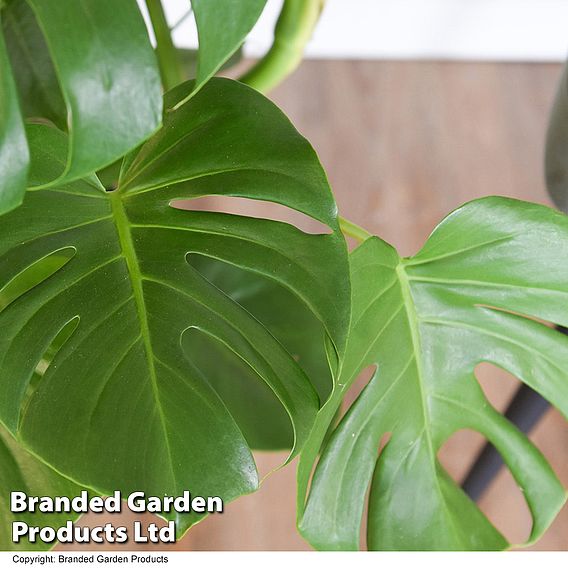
237,1,368,243
339,216,372,243
240,0,326,93
144,0,184,91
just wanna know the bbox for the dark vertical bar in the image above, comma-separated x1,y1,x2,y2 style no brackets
462,385,549,501
462,327,567,501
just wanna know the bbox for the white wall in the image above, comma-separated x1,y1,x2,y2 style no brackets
147,0,568,62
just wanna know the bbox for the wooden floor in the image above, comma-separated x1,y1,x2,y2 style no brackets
62,60,568,551
182,60,568,551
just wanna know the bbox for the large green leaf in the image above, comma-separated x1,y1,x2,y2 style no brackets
191,0,267,92
298,197,568,551
0,423,82,551
546,61,568,212
0,9,28,215
0,78,349,535
0,0,162,204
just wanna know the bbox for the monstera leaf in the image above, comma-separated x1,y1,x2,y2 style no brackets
192,0,267,91
166,0,267,110
0,0,162,214
185,257,333,450
298,198,568,551
0,423,82,551
546,60,568,213
0,77,349,535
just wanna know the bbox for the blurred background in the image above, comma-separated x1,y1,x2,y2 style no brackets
64,0,568,551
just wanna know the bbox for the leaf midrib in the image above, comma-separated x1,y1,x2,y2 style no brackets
396,263,435,459
109,191,177,491
395,262,465,548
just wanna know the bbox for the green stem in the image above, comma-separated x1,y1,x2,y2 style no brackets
144,0,184,91
239,0,326,93
339,216,372,243
238,1,367,243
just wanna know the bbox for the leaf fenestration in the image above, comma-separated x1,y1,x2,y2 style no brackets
0,78,350,536
298,197,568,551
185,257,334,450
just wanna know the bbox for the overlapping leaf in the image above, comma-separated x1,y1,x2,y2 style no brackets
298,197,568,550
189,0,267,94
185,257,333,450
0,0,162,213
0,424,82,551
2,0,66,130
0,78,349,535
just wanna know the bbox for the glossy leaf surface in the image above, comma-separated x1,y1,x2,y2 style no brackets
0,78,349,535
192,0,267,92
0,423,81,551
298,198,568,550
25,0,162,184
0,0,162,202
185,258,333,450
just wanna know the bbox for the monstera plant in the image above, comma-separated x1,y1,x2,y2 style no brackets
0,0,567,552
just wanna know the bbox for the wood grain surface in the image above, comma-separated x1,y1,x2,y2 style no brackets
60,60,568,551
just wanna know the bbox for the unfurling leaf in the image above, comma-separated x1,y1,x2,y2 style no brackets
0,78,349,536
298,197,568,551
